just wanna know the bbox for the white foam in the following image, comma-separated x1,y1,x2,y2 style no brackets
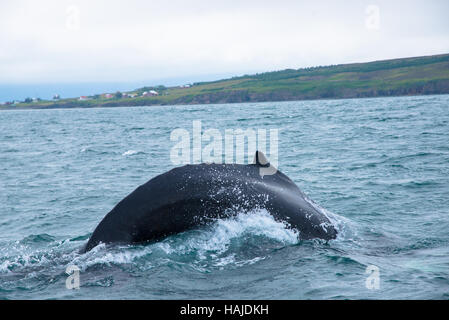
0,209,302,274
68,243,155,271
122,150,143,156
166,208,300,256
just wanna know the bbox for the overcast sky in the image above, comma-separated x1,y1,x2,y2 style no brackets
1,0,448,85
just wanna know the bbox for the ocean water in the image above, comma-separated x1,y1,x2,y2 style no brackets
0,95,448,300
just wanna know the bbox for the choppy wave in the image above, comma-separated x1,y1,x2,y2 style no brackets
0,209,302,276
0,208,318,298
1,95,449,299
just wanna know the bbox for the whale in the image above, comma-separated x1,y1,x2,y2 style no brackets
82,151,337,253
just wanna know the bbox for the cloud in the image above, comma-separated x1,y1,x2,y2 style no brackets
1,0,448,84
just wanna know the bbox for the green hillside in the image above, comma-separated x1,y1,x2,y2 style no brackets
3,53,449,109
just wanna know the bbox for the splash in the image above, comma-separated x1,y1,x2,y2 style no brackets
177,208,300,254
302,195,356,242
0,209,300,277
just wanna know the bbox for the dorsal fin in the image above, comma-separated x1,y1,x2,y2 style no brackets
253,151,270,166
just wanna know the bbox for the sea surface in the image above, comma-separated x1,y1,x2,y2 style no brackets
0,95,448,299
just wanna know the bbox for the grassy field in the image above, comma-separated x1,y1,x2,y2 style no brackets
3,53,449,110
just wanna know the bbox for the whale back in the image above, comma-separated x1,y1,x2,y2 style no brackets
83,154,337,252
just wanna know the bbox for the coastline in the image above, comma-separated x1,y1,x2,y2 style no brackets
1,92,448,112
2,53,449,111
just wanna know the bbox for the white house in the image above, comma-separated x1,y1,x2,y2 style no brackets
142,90,159,97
